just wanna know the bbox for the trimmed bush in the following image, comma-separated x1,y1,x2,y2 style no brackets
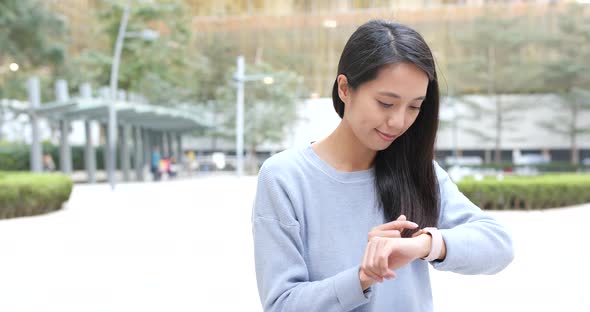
0,142,29,171
0,141,110,171
0,171,73,219
443,161,590,173
449,162,589,173
456,174,590,210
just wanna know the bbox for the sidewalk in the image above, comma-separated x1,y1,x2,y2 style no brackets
68,169,231,183
430,204,590,312
0,176,587,311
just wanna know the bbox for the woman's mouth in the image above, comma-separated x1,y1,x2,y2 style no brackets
376,129,397,141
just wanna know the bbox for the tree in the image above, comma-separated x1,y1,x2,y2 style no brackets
69,0,205,106
538,4,590,165
0,0,68,141
446,11,544,163
214,61,306,172
0,0,67,99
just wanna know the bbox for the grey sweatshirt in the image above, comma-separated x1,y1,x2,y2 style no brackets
252,144,514,312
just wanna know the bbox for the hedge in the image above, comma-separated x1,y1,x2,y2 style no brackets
0,171,73,219
0,141,113,171
456,162,588,173
456,174,590,210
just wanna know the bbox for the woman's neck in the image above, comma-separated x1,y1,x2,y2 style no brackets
311,121,376,172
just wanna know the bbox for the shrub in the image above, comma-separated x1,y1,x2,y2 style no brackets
0,171,73,219
0,141,109,171
456,174,590,210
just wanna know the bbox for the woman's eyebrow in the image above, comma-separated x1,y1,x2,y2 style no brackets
378,91,425,101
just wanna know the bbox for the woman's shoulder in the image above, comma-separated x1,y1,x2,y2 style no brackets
433,160,451,184
259,145,308,180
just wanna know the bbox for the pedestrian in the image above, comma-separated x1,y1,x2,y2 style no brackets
151,147,161,181
251,20,514,312
42,153,55,172
168,156,178,178
186,150,196,173
159,157,169,179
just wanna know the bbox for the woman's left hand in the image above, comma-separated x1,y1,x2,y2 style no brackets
361,234,431,280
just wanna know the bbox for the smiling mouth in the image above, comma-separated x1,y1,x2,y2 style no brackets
376,129,397,141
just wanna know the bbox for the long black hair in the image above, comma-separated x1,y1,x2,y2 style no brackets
332,20,440,236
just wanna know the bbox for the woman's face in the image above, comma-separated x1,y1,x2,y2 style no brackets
338,62,429,151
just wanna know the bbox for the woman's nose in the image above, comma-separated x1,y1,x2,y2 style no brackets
386,111,405,132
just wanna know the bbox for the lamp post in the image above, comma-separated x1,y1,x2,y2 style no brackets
233,55,273,177
108,6,158,190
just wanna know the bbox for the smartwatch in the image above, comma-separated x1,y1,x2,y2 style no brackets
420,227,443,262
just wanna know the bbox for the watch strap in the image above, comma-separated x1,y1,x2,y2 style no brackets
421,227,443,262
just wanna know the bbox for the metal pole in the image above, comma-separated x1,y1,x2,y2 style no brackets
166,132,173,159
236,56,245,177
56,80,72,174
59,119,72,173
134,126,144,181
176,133,183,164
143,129,151,178
121,125,131,182
158,131,164,155
162,131,169,157
84,120,96,183
80,83,96,182
27,77,42,173
108,6,130,190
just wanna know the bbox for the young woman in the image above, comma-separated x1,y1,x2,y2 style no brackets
252,20,514,312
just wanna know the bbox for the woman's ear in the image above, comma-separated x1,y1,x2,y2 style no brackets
337,74,351,104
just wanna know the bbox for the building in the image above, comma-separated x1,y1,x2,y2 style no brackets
37,0,589,165
183,95,590,164
42,0,581,97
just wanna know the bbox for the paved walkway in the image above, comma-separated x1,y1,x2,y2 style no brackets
0,176,588,311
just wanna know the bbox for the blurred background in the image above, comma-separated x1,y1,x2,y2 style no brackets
1,0,589,311
1,0,589,178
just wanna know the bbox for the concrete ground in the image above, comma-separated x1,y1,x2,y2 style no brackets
0,175,588,312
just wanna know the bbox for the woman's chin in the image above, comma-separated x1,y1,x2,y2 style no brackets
364,140,393,152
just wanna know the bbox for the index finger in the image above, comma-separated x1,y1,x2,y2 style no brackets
374,219,419,231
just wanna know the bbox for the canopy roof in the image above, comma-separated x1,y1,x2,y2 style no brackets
30,99,211,132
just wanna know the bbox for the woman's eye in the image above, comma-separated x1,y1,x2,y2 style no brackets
410,106,422,110
378,101,393,108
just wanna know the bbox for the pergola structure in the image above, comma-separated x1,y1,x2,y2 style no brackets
24,77,210,183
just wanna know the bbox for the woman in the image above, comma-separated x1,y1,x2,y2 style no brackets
252,20,514,312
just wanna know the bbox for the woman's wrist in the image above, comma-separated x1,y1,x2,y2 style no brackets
413,233,433,259
414,228,446,261
358,267,374,291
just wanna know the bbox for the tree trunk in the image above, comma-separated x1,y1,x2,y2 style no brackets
211,135,217,151
245,144,258,174
571,97,579,165
495,95,502,164
571,143,579,165
210,101,218,151
0,105,4,142
487,45,501,164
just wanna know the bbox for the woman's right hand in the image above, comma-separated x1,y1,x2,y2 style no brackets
367,214,419,241
360,215,420,287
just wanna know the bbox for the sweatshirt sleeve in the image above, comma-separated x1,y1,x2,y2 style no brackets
252,163,372,312
430,162,515,274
